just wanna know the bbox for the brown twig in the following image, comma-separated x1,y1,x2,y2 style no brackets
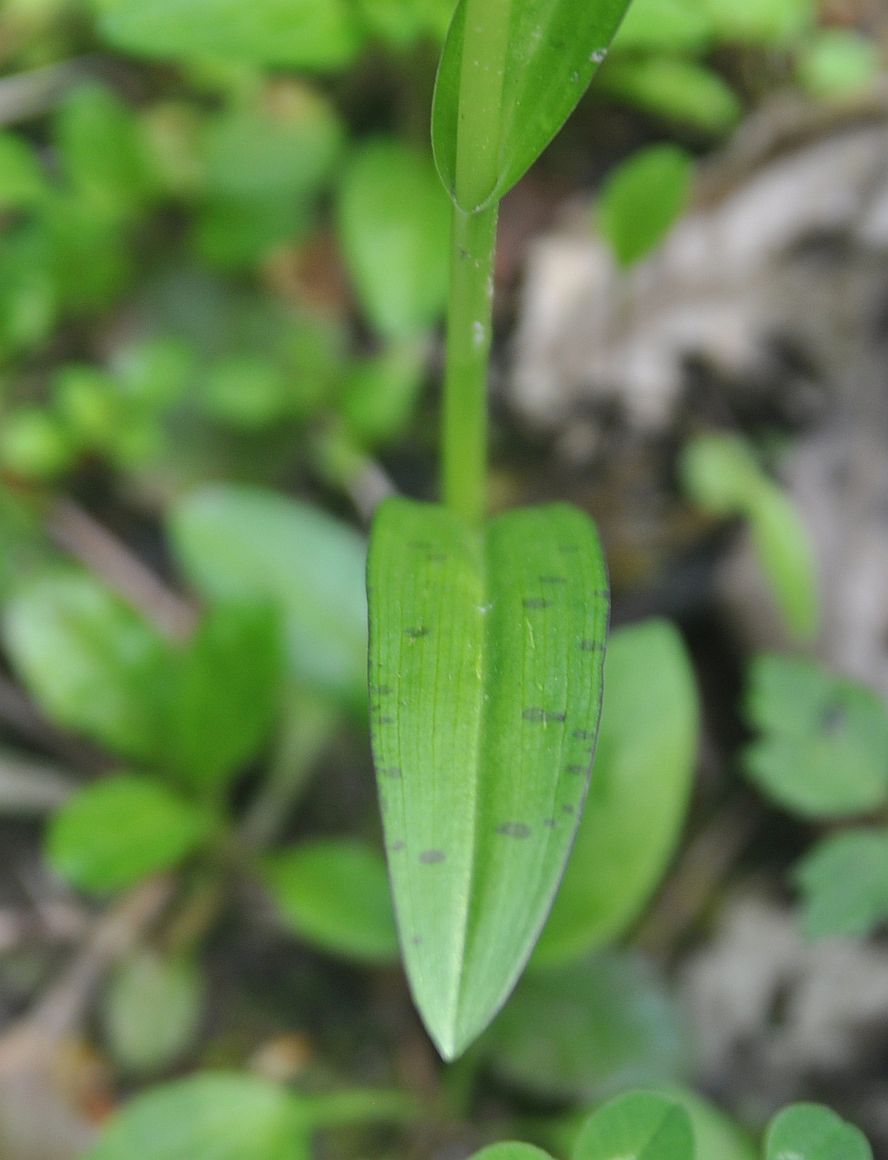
46,497,198,641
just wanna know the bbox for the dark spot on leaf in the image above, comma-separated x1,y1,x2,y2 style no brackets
572,729,596,740
820,702,847,734
543,818,557,829
580,639,605,652
540,576,568,584
380,766,402,780
523,598,552,610
419,849,446,864
426,552,448,562
562,804,575,815
409,540,432,550
405,626,430,639
566,764,586,775
496,822,532,839
375,715,396,726
411,935,424,946
591,588,609,599
522,707,567,723
370,684,393,696
389,840,406,852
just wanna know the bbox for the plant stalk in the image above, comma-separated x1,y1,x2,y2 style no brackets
442,203,498,525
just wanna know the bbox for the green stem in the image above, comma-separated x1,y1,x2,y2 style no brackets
440,0,511,525
442,203,498,525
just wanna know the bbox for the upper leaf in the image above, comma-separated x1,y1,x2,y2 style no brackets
368,499,608,1059
432,0,633,211
793,829,888,939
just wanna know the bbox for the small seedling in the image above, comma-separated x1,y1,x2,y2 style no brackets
366,0,632,1060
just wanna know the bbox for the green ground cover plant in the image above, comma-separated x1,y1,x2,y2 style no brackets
0,0,884,1156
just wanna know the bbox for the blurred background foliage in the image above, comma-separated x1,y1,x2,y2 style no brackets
0,0,886,1157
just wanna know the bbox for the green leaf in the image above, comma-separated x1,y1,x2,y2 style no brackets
103,950,204,1074
534,620,697,967
612,0,714,53
471,1147,554,1160
653,1087,756,1160
3,571,169,763
485,952,688,1101
703,0,813,47
166,602,283,791
796,29,881,100
340,339,428,449
263,839,399,964
742,654,888,818
432,0,633,211
169,485,367,708
599,146,693,268
681,433,819,641
764,1103,872,1160
597,57,742,135
368,499,608,1059
573,1091,695,1160
0,131,49,209
99,0,361,71
794,829,888,939
83,1073,310,1160
47,774,211,893
337,139,451,338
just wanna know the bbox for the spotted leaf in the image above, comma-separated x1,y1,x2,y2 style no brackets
367,499,608,1059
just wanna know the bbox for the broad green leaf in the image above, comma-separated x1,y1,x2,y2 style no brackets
765,1103,872,1160
368,499,608,1059
599,146,693,268
47,774,211,893
653,1087,756,1160
103,950,204,1074
573,1091,695,1160
0,409,76,481
3,571,169,763
84,1073,310,1160
263,839,399,964
742,654,888,818
337,139,450,338
432,0,632,211
169,485,367,708
166,602,283,791
794,829,888,939
596,57,742,135
99,0,360,71
534,620,697,967
471,1147,553,1160
485,952,688,1101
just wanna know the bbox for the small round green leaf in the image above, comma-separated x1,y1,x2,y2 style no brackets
169,485,367,708
743,654,888,818
263,839,398,964
794,829,888,939
84,1073,309,1160
103,950,204,1074
100,0,360,71
573,1091,695,1160
47,774,210,893
485,953,688,1101
599,146,693,268
337,139,450,338
765,1103,872,1160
